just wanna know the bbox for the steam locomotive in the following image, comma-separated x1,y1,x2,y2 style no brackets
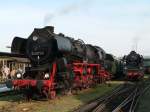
6,26,111,99
122,51,144,80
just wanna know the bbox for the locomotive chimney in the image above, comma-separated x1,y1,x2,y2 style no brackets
44,26,54,33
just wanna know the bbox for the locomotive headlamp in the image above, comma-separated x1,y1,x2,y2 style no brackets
44,73,50,79
16,73,22,79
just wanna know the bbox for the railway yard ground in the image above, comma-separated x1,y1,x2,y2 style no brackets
0,82,120,112
137,86,150,112
0,75,150,112
137,75,150,112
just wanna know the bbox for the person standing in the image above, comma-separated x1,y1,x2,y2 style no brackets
1,65,10,80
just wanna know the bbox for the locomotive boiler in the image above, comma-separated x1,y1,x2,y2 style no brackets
6,26,110,99
122,51,144,80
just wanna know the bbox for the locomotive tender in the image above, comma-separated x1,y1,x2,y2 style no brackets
143,57,150,74
105,54,123,79
122,51,144,80
6,26,111,99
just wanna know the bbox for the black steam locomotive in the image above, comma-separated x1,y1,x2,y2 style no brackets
122,51,144,80
6,26,110,99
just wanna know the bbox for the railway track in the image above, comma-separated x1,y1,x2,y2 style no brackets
74,82,134,112
0,85,22,97
112,82,150,112
0,90,21,97
74,80,150,112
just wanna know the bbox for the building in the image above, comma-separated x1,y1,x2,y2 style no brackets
0,56,30,81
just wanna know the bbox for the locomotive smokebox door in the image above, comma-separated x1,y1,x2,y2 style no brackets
25,28,58,65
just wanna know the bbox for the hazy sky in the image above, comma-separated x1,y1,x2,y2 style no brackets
0,0,150,56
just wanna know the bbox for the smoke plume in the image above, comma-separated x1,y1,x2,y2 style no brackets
44,0,93,25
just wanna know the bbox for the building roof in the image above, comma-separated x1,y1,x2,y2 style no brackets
0,56,30,63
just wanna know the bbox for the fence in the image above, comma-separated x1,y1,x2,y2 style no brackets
0,57,30,83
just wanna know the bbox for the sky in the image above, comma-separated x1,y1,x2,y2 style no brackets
0,0,150,57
